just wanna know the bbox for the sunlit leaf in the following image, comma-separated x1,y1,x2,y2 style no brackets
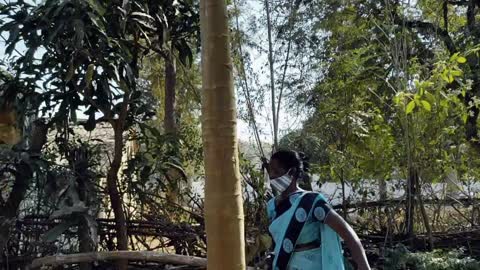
457,56,467,63
406,100,416,114
421,100,431,112
86,0,106,16
86,64,95,87
451,70,463,77
448,74,454,83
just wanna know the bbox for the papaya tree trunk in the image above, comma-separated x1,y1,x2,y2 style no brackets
199,0,246,268
106,123,129,270
164,48,177,134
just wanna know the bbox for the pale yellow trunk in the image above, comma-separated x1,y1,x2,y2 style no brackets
200,0,246,268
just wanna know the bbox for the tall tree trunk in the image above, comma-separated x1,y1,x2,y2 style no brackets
164,48,177,134
164,51,185,205
379,178,387,201
0,120,48,259
405,167,417,238
106,124,129,270
78,218,94,270
341,169,347,219
416,180,434,250
200,0,246,268
70,145,95,270
264,0,278,150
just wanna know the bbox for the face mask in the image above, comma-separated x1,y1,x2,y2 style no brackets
270,171,292,195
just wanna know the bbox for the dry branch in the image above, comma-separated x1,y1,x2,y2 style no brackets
332,197,480,210
30,251,256,269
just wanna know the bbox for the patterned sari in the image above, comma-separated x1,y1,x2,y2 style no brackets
267,191,345,270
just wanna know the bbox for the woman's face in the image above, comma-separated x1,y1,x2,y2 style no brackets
267,158,288,179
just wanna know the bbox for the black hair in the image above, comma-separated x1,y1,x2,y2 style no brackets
271,149,310,178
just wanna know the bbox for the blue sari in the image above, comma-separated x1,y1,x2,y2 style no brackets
267,191,345,270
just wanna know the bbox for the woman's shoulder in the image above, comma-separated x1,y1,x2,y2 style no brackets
299,190,328,201
267,197,275,207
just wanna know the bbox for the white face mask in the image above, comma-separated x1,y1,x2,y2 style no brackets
270,171,292,195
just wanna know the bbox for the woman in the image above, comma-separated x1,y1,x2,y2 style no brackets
263,150,371,270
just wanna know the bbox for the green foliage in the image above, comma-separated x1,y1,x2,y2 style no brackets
0,0,201,257
283,0,480,195
384,245,480,270
0,0,199,129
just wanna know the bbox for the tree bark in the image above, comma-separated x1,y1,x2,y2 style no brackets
106,123,129,270
164,48,177,134
199,0,246,267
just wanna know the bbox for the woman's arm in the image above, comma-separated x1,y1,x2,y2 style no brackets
324,211,371,270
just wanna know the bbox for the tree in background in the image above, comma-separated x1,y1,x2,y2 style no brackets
0,0,199,268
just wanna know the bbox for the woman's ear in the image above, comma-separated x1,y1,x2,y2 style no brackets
289,168,299,178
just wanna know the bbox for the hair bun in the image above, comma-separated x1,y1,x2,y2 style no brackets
298,151,309,161
297,151,310,172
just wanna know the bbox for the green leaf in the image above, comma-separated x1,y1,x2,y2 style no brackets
65,63,75,82
86,64,95,87
419,87,424,96
42,220,75,242
131,12,154,20
131,17,155,31
73,19,85,48
84,113,96,131
451,70,463,77
440,99,449,108
450,52,460,62
52,2,68,17
70,108,77,123
406,100,416,114
457,56,467,63
119,79,129,92
421,100,431,112
87,12,107,36
441,69,450,83
6,26,20,45
47,22,65,44
448,74,454,83
86,0,106,16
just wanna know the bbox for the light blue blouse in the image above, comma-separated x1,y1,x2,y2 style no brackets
267,191,345,270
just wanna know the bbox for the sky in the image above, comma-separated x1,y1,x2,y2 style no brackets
0,0,306,150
